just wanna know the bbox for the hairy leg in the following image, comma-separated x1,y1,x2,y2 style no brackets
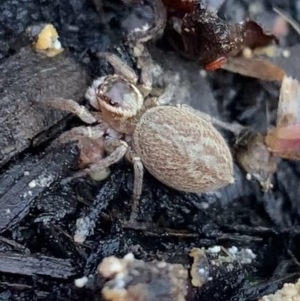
129,156,144,223
126,0,167,44
37,98,97,124
96,52,138,84
135,47,155,97
157,82,176,105
175,104,245,134
124,0,167,97
143,97,159,109
57,124,105,144
51,124,110,179
61,140,128,185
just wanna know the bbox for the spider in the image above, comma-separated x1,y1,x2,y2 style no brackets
40,52,234,224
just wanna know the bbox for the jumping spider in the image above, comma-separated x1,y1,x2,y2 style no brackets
40,52,234,225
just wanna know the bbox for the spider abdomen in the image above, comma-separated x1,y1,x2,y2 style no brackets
133,106,234,192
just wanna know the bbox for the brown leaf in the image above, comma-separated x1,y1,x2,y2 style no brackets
234,129,277,192
266,75,300,160
169,3,279,70
222,56,286,81
240,20,279,50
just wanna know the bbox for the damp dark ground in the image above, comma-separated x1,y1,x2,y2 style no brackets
1,0,300,300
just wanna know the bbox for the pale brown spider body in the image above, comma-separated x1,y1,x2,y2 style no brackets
41,52,234,223
133,105,234,192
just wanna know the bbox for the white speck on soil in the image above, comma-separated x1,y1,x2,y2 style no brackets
28,174,55,189
74,276,88,288
208,246,221,253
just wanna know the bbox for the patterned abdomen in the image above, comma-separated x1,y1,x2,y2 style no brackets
133,106,234,192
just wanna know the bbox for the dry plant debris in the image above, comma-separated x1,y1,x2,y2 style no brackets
162,1,278,70
220,7,300,81
208,76,300,190
92,246,256,300
231,76,300,189
189,247,210,288
97,253,188,301
234,129,277,191
266,75,300,160
258,278,300,301
222,56,286,82
121,0,279,72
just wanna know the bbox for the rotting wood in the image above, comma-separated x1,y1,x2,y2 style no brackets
74,171,124,244
0,253,77,279
0,47,89,168
0,143,79,233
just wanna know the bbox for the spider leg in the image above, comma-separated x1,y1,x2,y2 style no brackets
175,104,245,134
96,52,138,84
37,98,97,124
156,82,176,105
87,141,128,177
124,0,167,98
129,156,145,223
126,0,167,45
61,140,128,185
52,125,109,179
135,47,154,98
143,97,160,109
57,124,105,144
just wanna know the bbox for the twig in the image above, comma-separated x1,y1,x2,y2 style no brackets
0,236,30,254
122,223,198,238
273,7,300,36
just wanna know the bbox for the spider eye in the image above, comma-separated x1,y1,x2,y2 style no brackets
101,95,118,107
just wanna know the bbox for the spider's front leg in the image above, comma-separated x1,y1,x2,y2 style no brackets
125,0,167,45
96,52,138,84
123,0,167,97
96,50,154,98
35,98,97,124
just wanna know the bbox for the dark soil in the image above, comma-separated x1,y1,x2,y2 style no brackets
1,0,300,300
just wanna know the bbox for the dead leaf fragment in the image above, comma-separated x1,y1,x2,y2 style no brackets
241,20,279,49
266,75,300,160
234,129,277,191
167,3,278,70
222,57,286,81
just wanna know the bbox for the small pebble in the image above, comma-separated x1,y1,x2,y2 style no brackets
228,246,238,254
28,180,36,188
282,49,291,58
74,276,88,288
208,246,221,253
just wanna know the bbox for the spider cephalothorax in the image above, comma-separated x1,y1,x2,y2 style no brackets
85,73,144,134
